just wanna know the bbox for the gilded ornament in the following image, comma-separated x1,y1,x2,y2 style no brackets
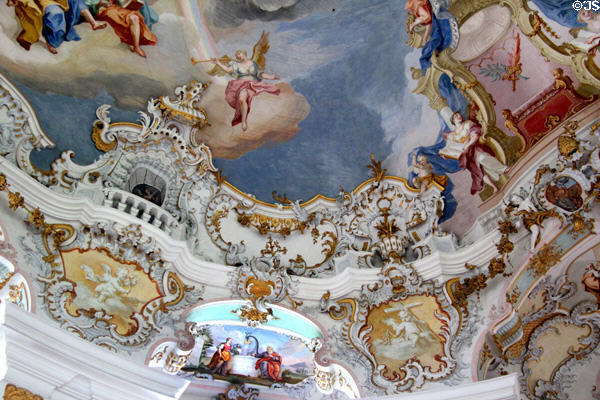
0,271,15,291
488,257,508,278
498,219,517,235
367,153,387,183
505,288,521,305
557,132,579,157
315,370,335,391
2,384,43,400
534,166,551,185
502,109,521,136
480,342,493,364
229,237,301,316
234,303,274,327
563,121,579,136
234,209,307,238
245,276,276,299
528,243,562,277
271,190,292,205
553,68,572,91
544,114,561,130
8,282,25,307
568,212,592,238
375,213,400,239
7,191,24,210
260,236,287,258
496,237,514,255
0,173,8,191
91,120,117,152
236,213,251,226
449,209,516,315
211,170,227,187
525,13,542,38
28,208,45,229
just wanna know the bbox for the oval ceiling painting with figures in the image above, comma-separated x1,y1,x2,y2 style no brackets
60,247,162,336
170,300,322,387
180,323,316,386
1,0,600,399
0,0,543,236
544,175,584,212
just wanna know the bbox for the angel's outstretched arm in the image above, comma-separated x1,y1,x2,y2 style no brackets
260,72,280,80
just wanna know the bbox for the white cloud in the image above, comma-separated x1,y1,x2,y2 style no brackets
376,48,441,177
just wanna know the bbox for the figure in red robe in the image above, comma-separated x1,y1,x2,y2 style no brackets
254,346,282,382
405,0,433,39
89,0,157,58
208,337,233,376
443,112,506,194
206,32,280,131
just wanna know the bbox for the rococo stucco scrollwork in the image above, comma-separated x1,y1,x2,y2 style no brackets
0,0,600,399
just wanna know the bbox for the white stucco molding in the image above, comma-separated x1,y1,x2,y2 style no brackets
0,158,503,299
0,302,189,400
363,374,520,400
0,73,55,150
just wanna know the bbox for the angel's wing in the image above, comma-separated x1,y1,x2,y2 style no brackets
206,55,233,76
100,264,113,282
251,31,270,71
80,264,97,282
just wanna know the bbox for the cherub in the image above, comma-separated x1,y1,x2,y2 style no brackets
80,263,137,303
507,192,560,252
582,262,600,304
409,153,448,195
194,32,281,131
406,0,433,40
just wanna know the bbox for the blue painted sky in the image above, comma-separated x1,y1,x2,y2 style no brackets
12,79,138,170
7,0,424,203
213,0,419,201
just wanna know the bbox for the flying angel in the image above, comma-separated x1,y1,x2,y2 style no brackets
193,32,281,131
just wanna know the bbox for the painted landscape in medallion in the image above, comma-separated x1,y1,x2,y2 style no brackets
180,323,314,387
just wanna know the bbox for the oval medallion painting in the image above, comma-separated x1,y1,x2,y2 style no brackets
180,300,321,387
545,175,583,212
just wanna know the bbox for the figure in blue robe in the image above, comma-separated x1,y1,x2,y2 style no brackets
530,0,585,28
408,116,461,223
43,0,85,50
11,0,87,53
405,1,471,222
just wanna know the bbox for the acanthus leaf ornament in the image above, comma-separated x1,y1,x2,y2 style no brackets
228,237,300,323
217,384,259,400
0,190,207,351
3,384,43,400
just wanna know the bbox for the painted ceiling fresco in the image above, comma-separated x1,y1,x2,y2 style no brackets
0,0,568,234
1,0,600,399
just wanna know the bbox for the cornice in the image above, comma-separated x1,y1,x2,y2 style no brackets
0,159,504,299
0,303,189,400
361,373,520,400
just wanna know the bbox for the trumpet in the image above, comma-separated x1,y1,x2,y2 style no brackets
190,57,214,65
